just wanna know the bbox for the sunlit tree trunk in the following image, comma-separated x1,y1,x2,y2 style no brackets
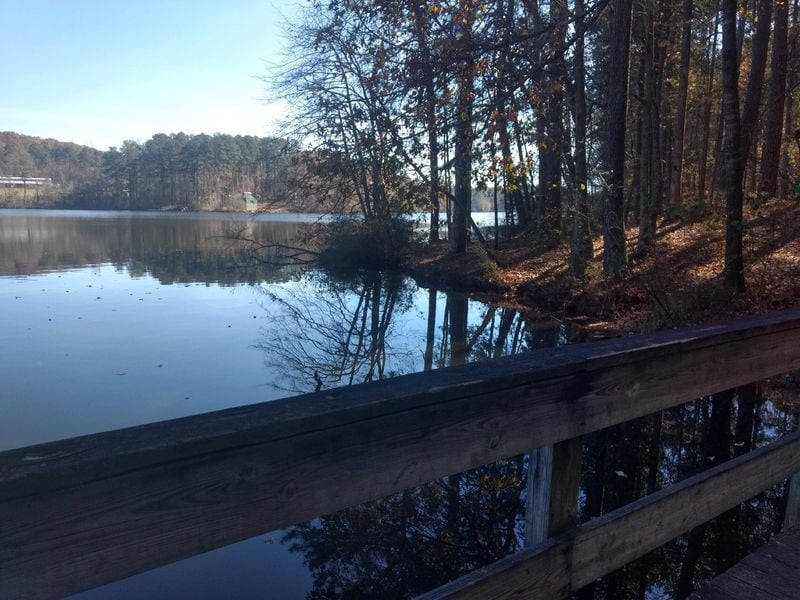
450,11,474,256
495,0,531,227
603,0,634,278
540,0,568,246
740,0,773,166
570,0,592,277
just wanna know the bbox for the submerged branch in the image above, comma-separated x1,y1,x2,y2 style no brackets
223,232,320,267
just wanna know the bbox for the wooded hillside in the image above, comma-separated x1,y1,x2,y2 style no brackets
0,132,306,211
0,132,104,205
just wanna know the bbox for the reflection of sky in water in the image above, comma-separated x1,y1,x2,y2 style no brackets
0,210,536,599
0,266,535,451
2,266,284,449
14,211,789,599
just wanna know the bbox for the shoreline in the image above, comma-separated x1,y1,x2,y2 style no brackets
401,198,800,336
4,201,799,336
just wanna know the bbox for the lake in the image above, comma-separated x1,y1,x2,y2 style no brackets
2,209,796,599
0,209,572,599
0,209,547,451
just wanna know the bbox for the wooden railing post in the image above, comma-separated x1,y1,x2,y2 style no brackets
525,437,583,546
785,473,800,529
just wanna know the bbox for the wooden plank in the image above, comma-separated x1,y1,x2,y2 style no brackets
4,309,800,499
784,473,800,528
526,438,583,546
415,538,572,600
690,527,800,599
420,431,800,600
2,309,800,598
525,446,553,546
547,438,583,536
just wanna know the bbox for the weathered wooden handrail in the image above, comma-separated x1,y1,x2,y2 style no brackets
421,429,800,599
2,308,800,599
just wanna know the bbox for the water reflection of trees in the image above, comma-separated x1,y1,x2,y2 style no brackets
256,272,415,392
255,273,551,393
259,275,594,598
253,272,800,599
275,328,799,598
0,213,308,284
575,382,800,599
284,458,526,600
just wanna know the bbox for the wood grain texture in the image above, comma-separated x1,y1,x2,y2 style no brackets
784,473,800,529
525,446,553,547
548,438,583,536
690,527,800,599
2,309,800,598
526,438,583,546
422,431,800,600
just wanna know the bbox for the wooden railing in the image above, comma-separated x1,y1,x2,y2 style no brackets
2,309,800,599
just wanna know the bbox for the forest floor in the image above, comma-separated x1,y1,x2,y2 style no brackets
406,198,800,334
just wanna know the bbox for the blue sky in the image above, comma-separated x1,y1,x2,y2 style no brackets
1,0,300,149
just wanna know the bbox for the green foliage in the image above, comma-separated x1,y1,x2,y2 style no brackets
318,218,414,272
0,131,299,211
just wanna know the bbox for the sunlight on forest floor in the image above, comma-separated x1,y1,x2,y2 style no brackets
408,198,800,334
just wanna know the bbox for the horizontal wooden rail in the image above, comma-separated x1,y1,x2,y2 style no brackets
2,309,800,598
419,429,800,600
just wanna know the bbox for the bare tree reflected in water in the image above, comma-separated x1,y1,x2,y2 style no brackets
256,273,541,394
282,453,527,600
259,278,800,599
257,279,561,599
255,272,416,393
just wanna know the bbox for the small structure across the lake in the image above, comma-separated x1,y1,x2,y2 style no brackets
0,176,52,188
212,192,258,212
242,192,258,212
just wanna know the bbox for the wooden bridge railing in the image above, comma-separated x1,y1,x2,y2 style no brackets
2,309,800,599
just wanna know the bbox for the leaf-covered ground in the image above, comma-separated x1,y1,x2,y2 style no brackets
407,198,800,334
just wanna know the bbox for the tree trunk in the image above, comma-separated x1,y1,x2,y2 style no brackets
410,0,441,241
540,0,568,246
698,6,720,202
638,25,655,253
759,0,790,195
495,0,531,227
669,0,694,210
778,0,799,198
721,0,746,293
570,0,592,277
652,0,671,221
450,14,474,256
740,0,773,165
603,0,634,278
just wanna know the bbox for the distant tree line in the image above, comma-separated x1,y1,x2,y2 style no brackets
0,131,302,211
100,133,296,210
273,0,800,292
1,129,506,214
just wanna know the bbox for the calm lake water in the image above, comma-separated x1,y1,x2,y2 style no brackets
1,209,570,599
2,209,797,599
0,209,543,450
